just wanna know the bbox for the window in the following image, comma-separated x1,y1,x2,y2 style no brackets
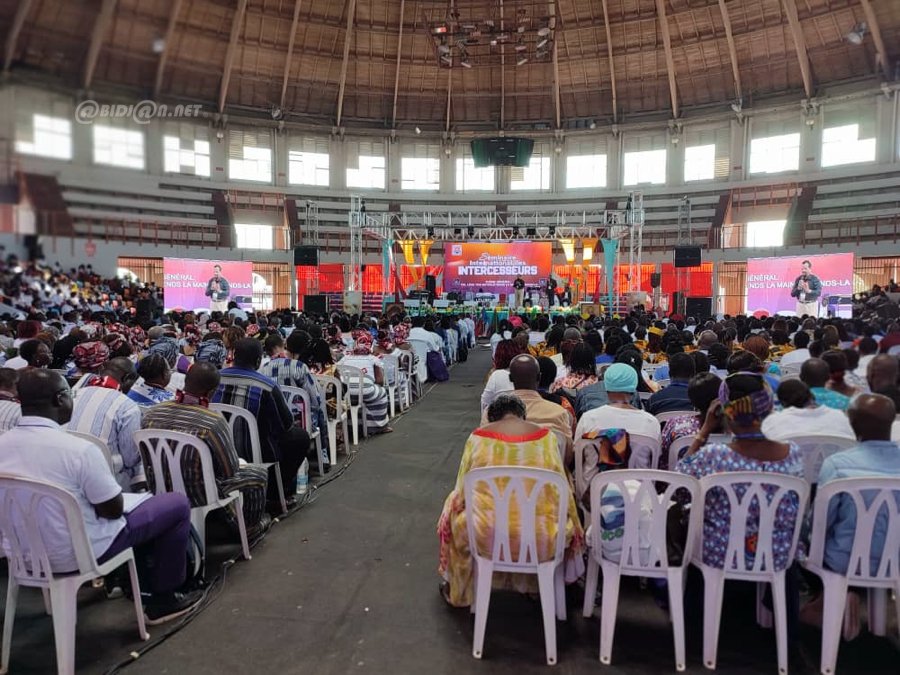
623,149,666,186
235,223,273,249
288,137,330,186
401,144,440,190
566,154,607,188
163,128,210,177
821,124,876,167
456,152,494,191
510,144,551,191
15,114,72,160
745,220,786,248
346,141,385,189
229,130,273,182
684,144,715,182
749,133,800,174
93,124,144,169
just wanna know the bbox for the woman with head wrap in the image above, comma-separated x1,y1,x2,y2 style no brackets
194,337,227,370
339,329,392,433
103,332,133,359
676,372,804,572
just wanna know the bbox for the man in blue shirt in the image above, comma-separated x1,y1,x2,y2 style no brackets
801,358,850,411
647,352,695,415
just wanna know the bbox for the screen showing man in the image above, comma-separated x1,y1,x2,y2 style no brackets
790,259,822,317
206,264,231,312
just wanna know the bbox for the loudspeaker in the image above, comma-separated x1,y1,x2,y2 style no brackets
294,246,319,266
650,272,661,289
671,291,686,315
685,297,712,319
674,245,702,268
303,294,328,315
23,234,43,261
425,274,437,295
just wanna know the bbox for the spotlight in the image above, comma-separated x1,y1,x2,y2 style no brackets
536,38,548,49
461,58,472,68
549,225,556,235
270,106,284,120
589,120,597,130
846,22,867,45
467,226,475,237
517,56,528,66
415,126,422,135
427,227,435,238
152,38,166,54
730,100,742,114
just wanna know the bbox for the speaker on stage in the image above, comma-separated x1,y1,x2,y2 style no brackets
304,294,328,315
294,246,319,266
685,297,712,319
674,246,701,268
650,272,661,288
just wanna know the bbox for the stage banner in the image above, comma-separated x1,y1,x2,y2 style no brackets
746,252,853,315
600,239,618,312
442,241,552,295
163,258,253,313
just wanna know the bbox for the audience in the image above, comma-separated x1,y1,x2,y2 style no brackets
659,372,722,471
0,367,21,432
479,339,522,412
762,379,855,440
800,358,851,411
647,352,696,415
127,352,174,406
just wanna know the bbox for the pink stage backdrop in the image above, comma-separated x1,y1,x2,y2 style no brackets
746,253,853,314
442,242,553,295
163,258,253,312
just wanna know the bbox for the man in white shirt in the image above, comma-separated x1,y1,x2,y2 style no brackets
0,368,21,432
762,379,855,440
576,363,661,468
0,369,200,624
778,330,812,371
409,316,443,353
4,339,52,371
855,337,878,380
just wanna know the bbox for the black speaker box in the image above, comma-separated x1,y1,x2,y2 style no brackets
294,246,319,266
303,294,328,315
23,234,43,261
685,297,712,319
674,246,702,268
425,274,437,295
650,272,661,289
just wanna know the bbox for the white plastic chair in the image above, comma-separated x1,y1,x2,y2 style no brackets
656,411,698,425
0,475,149,675
379,354,401,417
209,403,286,514
336,364,368,446
638,391,653,402
447,329,459,364
666,434,696,473
134,429,251,563
408,338,430,384
692,472,810,675
779,361,803,378
464,466,570,665
394,350,414,408
887,345,900,356
776,434,857,483
802,477,900,674
280,386,326,477
315,375,349,467
582,470,702,670
67,431,116,475
628,433,662,470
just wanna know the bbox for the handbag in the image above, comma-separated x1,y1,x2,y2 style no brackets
426,351,450,382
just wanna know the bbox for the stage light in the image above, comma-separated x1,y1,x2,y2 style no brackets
427,227,435,237
467,226,475,237
846,22,867,45
415,126,422,134
549,225,556,235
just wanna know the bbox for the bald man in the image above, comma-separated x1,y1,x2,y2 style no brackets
481,354,573,464
0,370,200,624
142,362,271,533
800,357,850,411
866,354,899,394
817,393,900,575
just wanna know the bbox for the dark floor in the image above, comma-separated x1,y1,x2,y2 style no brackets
2,347,898,673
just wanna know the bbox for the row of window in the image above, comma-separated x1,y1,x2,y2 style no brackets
14,114,878,191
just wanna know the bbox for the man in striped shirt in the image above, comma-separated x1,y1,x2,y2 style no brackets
0,368,22,433
68,357,145,491
142,362,269,534
214,339,310,498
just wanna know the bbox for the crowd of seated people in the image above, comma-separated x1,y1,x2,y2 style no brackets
0,253,464,637
456,303,900,661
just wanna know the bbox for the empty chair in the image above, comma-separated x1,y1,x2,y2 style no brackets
802,477,900,674
378,354,401,417
776,434,857,483
582,470,702,670
280,385,326,476
464,466,570,665
408,338,430,384
209,402,286,514
692,472,809,674
315,375,349,467
134,429,251,562
0,475,149,675
335,364,368,446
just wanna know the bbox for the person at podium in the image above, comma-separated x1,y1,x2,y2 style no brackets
512,275,525,308
546,276,558,306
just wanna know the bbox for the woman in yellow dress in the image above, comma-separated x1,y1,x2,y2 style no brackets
437,394,584,607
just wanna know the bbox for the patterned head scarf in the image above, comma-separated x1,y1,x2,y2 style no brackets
129,325,146,351
246,323,261,338
351,329,373,355
147,337,179,367
392,324,410,344
103,332,128,354
73,340,110,371
718,372,774,426
182,323,202,347
195,339,227,369
376,329,393,352
207,321,221,333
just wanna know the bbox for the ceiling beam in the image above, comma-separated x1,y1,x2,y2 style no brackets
390,0,406,129
444,66,452,134
218,0,248,114
780,0,813,99
83,0,118,90
552,40,562,129
3,0,34,74
655,0,679,119
279,0,304,110
600,0,618,123
500,0,505,129
335,0,358,128
858,0,890,80
153,0,184,98
717,0,742,101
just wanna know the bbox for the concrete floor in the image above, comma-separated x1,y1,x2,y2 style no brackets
1,346,897,674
